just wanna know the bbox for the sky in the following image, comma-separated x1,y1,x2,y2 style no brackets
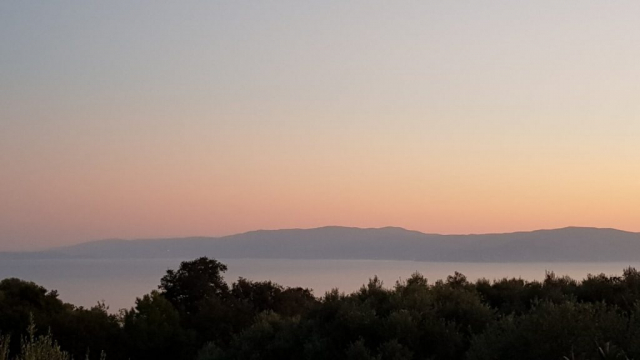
1,1,639,251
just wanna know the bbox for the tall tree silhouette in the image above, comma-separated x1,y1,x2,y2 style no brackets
159,257,229,315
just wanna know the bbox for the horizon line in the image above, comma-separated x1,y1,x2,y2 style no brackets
44,225,638,251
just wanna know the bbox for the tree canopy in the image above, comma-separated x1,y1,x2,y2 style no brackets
3,258,640,360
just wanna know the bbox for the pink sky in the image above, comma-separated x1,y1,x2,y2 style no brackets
1,1,639,250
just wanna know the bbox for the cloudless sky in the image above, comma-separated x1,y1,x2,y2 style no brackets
1,1,639,250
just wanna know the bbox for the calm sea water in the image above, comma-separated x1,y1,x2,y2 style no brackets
1,259,639,311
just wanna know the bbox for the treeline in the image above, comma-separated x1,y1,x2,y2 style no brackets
3,258,640,359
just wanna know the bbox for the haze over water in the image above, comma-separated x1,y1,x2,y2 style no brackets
1,259,638,311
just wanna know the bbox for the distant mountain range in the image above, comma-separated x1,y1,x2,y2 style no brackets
2,227,640,262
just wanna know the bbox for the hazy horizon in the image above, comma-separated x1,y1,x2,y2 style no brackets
53,224,640,248
4,258,640,311
2,1,639,251
4,224,640,253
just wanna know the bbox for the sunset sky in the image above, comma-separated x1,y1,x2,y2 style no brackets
1,1,639,250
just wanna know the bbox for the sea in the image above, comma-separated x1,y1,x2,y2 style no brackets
1,258,639,312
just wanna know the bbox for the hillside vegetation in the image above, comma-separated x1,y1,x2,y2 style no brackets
3,257,640,359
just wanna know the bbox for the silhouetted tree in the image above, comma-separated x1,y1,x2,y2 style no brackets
159,257,229,315
122,291,195,360
5,259,640,360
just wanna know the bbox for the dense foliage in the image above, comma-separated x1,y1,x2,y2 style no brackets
3,258,640,359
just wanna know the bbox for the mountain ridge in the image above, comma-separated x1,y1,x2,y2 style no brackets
2,226,639,262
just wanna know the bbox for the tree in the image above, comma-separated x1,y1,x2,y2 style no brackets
50,302,122,360
122,291,194,360
159,258,229,315
0,278,68,355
